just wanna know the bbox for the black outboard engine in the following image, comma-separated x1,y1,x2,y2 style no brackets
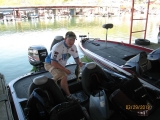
28,45,48,71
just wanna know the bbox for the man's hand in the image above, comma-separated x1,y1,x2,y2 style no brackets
64,68,71,75
74,58,83,67
79,61,83,67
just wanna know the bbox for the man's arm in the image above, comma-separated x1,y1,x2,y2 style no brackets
74,58,83,67
71,45,83,67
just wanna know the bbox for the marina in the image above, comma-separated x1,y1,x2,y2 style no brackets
0,0,160,120
0,0,160,22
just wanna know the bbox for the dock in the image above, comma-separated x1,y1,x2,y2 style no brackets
134,42,160,50
0,73,14,120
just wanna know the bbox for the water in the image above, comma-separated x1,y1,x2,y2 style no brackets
0,16,160,84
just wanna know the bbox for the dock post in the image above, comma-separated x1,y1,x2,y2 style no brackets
35,8,38,15
70,9,76,17
52,9,59,17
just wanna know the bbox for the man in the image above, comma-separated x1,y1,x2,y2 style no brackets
44,31,83,102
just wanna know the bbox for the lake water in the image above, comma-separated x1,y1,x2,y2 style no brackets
0,15,160,84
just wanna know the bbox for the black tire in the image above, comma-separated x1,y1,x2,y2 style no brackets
135,39,150,45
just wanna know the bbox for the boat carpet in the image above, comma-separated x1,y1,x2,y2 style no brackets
14,64,77,99
83,40,145,66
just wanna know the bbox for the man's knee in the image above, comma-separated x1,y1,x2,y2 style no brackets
61,76,67,81
44,63,52,71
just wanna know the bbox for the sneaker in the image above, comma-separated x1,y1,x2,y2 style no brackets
67,94,81,103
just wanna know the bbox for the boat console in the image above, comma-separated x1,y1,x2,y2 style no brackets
147,47,160,71
124,49,160,87
124,51,151,75
124,48,160,75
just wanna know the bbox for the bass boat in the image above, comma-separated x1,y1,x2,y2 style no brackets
6,35,160,120
79,23,160,89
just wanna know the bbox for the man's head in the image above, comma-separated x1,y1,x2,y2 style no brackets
64,31,76,47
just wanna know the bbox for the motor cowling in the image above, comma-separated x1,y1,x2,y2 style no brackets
28,45,48,67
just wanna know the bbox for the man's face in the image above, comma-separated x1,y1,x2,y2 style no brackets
65,37,76,47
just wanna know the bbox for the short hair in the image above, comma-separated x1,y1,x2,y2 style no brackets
65,31,77,39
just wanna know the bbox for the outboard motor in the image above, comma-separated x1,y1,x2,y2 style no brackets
50,36,64,50
28,36,63,71
28,45,48,71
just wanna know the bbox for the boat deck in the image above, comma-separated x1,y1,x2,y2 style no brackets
4,62,160,120
13,64,78,99
82,40,150,66
8,64,91,120
0,73,14,120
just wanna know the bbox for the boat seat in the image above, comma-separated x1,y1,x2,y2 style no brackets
50,36,64,50
102,23,113,29
138,51,152,75
28,75,66,105
81,62,111,96
26,76,90,120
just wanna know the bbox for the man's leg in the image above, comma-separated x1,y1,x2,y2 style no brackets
60,76,80,102
60,76,70,96
44,64,80,101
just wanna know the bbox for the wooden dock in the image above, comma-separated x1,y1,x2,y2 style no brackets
0,73,14,120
